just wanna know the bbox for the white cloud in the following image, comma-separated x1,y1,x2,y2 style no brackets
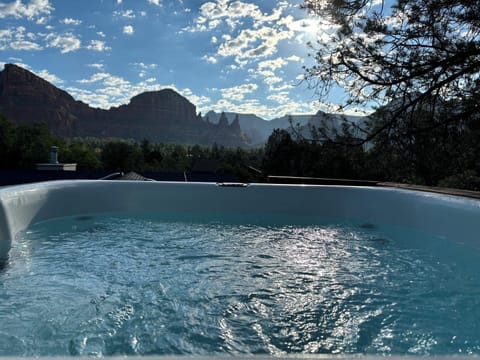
114,9,135,18
46,33,81,53
0,63,62,84
207,97,319,120
220,83,258,101
36,69,63,84
217,28,256,57
286,55,301,62
202,55,217,64
88,63,104,70
279,14,338,45
147,0,161,5
0,26,42,51
35,16,48,24
185,0,327,69
263,75,282,86
253,57,294,90
2,60,31,71
72,73,144,108
258,57,288,73
61,18,82,25
131,62,157,78
182,1,296,65
187,0,284,32
249,56,303,91
208,97,272,118
66,68,322,120
14,25,25,35
132,62,157,70
0,0,53,20
86,40,111,52
307,99,372,116
217,26,293,64
77,72,110,84
0,28,13,39
267,91,290,104
123,25,134,35
97,86,129,99
103,75,130,87
66,87,114,109
186,94,211,109
10,40,41,50
68,74,205,112
269,82,294,92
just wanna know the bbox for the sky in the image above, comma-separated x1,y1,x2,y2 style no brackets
0,0,345,120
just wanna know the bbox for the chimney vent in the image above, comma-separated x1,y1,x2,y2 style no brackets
36,146,77,171
50,146,59,164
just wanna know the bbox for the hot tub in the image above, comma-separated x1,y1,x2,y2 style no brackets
1,180,479,259
0,180,479,356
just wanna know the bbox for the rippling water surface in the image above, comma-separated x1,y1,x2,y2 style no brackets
1,213,480,356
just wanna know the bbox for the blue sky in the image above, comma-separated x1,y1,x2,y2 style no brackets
0,0,348,119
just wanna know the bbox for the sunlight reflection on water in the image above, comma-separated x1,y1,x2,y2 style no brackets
0,213,479,356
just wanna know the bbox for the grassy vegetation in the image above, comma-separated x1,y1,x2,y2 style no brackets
2,110,480,190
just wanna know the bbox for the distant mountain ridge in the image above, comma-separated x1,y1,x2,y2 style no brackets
0,63,367,147
204,111,312,146
0,64,247,147
204,110,367,145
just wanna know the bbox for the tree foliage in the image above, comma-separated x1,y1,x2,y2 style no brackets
3,112,480,190
303,0,480,141
0,116,264,182
263,128,366,180
60,139,102,170
0,116,58,168
0,115,17,168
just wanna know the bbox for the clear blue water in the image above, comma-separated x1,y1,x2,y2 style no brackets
1,212,480,356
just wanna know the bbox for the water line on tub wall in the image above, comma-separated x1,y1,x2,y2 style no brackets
216,183,249,187
0,201,12,264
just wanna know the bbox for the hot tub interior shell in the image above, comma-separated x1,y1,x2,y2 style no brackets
1,180,480,360
1,180,479,261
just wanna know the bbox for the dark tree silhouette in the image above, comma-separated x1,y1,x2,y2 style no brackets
302,0,480,142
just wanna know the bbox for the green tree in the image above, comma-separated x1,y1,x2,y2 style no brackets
13,122,58,169
158,144,189,172
263,124,369,180
62,139,102,170
363,93,480,186
303,0,480,141
0,115,16,168
101,141,144,172
187,144,208,160
263,129,297,176
140,139,163,170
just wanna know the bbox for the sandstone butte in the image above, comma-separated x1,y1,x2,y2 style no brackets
0,63,249,147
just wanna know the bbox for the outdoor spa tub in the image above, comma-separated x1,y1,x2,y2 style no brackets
0,180,480,356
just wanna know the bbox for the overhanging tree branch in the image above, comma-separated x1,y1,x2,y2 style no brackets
302,0,480,143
